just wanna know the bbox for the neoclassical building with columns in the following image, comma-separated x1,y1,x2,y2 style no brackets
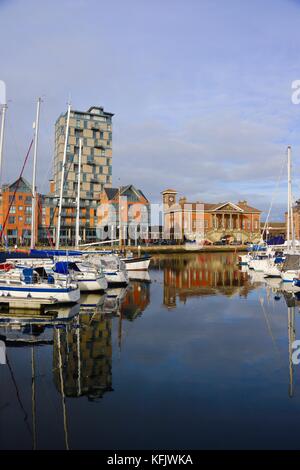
162,189,262,243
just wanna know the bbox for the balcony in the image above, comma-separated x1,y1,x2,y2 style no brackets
94,139,106,150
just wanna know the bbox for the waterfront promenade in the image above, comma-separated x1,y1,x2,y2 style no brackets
5,244,248,254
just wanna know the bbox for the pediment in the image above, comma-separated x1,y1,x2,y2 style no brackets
213,202,243,212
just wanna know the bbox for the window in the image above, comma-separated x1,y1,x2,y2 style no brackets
18,195,23,200
10,206,16,214
18,206,23,211
25,216,31,225
8,216,15,224
25,206,32,214
19,216,23,222
25,196,31,203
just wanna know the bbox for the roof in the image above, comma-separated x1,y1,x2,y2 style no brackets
103,185,149,202
202,201,261,213
260,221,285,228
2,176,32,193
161,189,178,194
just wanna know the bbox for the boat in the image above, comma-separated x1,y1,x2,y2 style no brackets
281,147,299,282
86,253,129,286
121,253,151,271
0,266,80,303
237,254,251,265
53,261,108,292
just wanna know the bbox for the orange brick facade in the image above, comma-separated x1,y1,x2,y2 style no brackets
0,177,40,246
162,189,261,243
97,185,150,242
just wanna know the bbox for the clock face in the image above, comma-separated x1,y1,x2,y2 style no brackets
169,196,174,203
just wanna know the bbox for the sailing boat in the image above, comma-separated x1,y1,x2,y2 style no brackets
281,146,300,282
0,99,80,304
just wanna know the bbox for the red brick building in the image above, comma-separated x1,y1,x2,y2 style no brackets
162,189,261,243
0,177,41,246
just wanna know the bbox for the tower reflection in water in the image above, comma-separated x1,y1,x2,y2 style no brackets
52,280,151,401
157,253,253,308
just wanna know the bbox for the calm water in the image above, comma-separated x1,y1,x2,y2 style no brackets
0,252,299,450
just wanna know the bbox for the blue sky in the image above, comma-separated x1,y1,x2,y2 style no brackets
1,0,300,219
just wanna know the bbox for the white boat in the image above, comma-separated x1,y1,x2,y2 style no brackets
0,266,80,303
58,261,108,292
281,270,298,283
12,258,108,292
86,254,129,286
264,262,282,278
121,255,151,271
248,254,268,271
238,254,251,265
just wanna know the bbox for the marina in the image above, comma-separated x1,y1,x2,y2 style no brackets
3,0,300,456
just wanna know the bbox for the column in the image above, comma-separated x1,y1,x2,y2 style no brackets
230,213,232,230
222,213,224,229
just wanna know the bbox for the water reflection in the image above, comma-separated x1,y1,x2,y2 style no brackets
245,266,300,400
156,253,254,307
3,255,300,449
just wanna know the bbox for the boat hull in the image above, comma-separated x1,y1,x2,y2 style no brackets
0,285,80,303
104,270,129,286
281,270,298,282
123,257,151,271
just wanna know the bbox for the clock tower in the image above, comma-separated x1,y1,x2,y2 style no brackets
161,189,177,208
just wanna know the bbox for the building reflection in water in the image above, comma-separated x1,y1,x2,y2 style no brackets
53,309,113,401
158,253,252,308
53,281,151,401
120,281,150,321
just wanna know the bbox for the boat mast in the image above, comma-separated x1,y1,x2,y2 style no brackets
56,103,71,250
119,186,122,248
287,145,292,252
288,303,295,398
57,326,70,450
0,102,7,182
30,98,42,250
31,346,37,450
75,138,82,249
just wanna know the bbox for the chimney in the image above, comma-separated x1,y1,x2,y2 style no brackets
179,196,187,205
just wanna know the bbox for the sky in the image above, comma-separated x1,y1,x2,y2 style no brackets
1,0,300,220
